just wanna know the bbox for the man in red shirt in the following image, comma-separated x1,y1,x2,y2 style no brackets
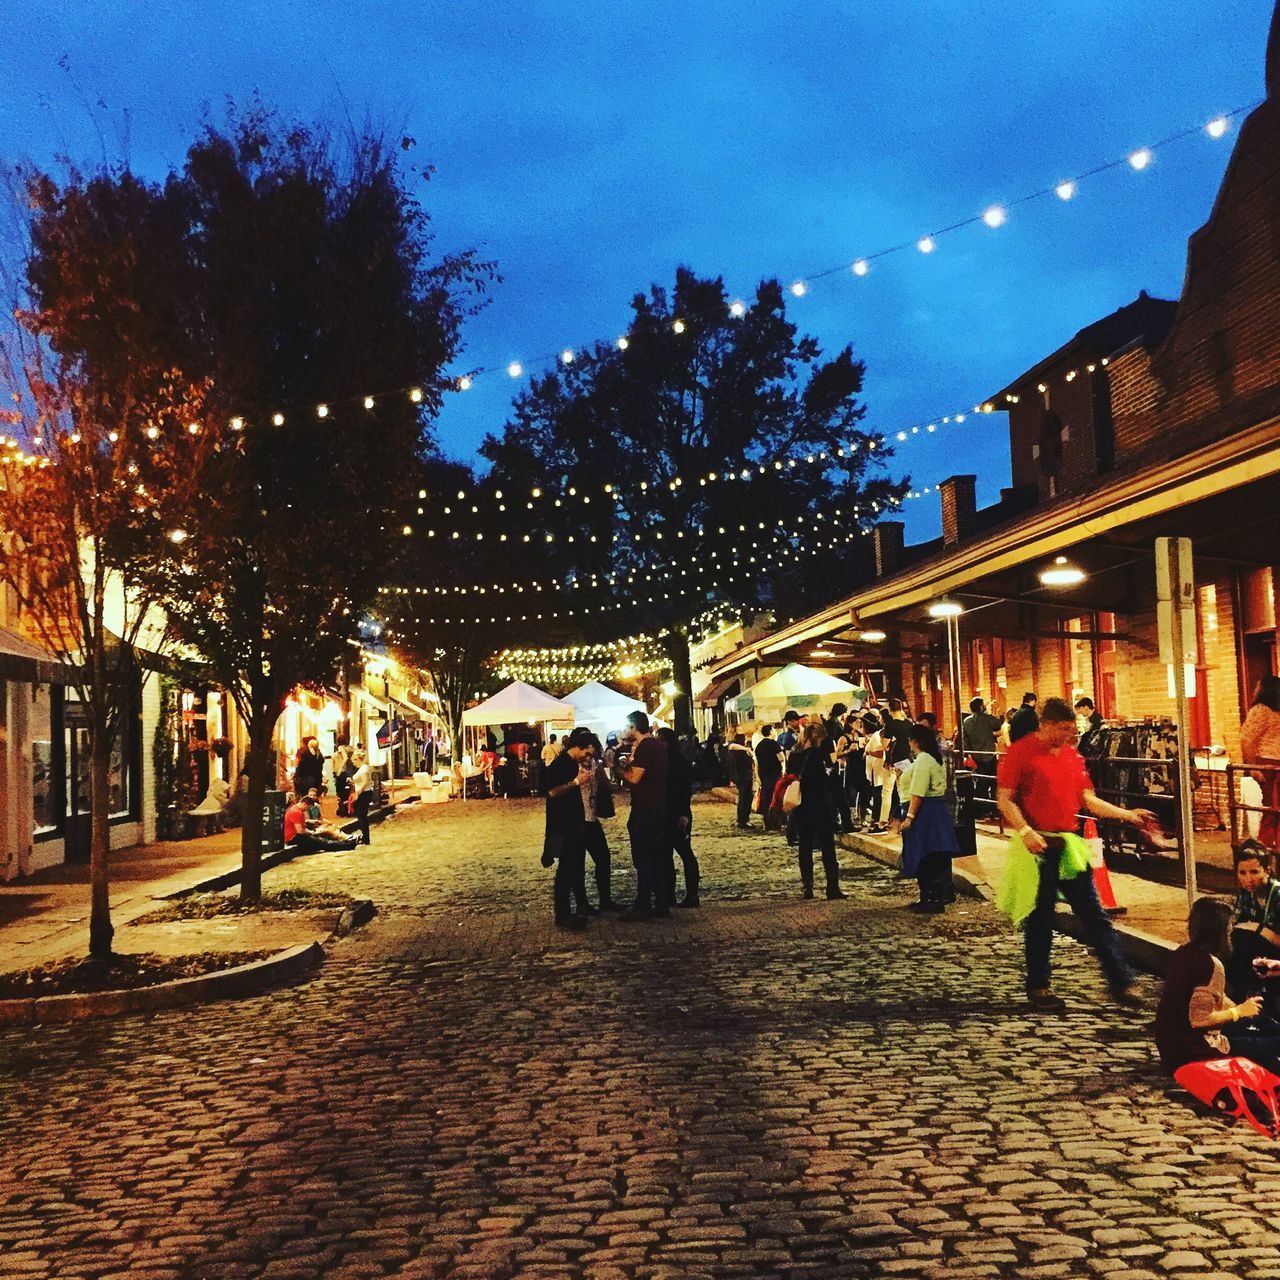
283,796,358,855
998,697,1155,1012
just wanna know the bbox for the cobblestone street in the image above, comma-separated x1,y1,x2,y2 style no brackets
3,795,1280,1280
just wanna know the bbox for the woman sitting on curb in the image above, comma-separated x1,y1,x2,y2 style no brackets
1155,897,1280,1075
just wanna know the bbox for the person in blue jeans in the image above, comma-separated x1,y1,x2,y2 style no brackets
997,696,1156,1013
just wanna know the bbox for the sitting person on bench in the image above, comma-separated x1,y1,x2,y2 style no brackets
284,795,357,854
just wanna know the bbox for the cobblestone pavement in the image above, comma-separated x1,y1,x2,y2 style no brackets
3,795,1280,1280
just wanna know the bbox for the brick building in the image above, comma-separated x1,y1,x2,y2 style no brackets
703,5,1280,764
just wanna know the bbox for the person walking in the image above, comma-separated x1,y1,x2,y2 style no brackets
792,723,846,901
658,727,700,908
349,749,375,846
1241,675,1280,852
580,741,622,911
542,726,596,930
620,711,671,920
898,723,960,913
996,697,1154,1011
754,725,784,822
727,732,756,829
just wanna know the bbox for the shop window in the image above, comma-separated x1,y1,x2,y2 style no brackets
31,684,57,836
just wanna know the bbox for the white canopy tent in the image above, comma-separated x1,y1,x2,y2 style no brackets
461,679,575,730
731,663,858,723
458,680,574,800
561,681,647,740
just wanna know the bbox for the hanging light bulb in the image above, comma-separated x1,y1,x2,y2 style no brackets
729,300,746,318
317,404,329,418
982,205,1007,228
146,426,159,440
1055,180,1076,201
230,416,244,430
672,320,686,334
272,413,285,426
507,362,523,378
790,280,807,297
364,396,375,409
561,349,574,364
852,259,869,277
410,387,424,402
168,529,189,544
1206,116,1229,139
1128,147,1152,171
917,236,936,254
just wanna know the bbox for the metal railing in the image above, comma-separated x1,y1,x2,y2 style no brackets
1226,760,1280,852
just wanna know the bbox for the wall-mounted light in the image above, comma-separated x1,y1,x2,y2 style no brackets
859,630,887,642
927,600,963,619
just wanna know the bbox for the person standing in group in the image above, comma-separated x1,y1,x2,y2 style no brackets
349,749,374,846
542,727,597,931
754,725,784,824
580,736,622,912
540,734,561,767
862,712,893,834
1074,696,1104,737
1241,675,1280,852
792,724,846,901
777,710,801,754
620,711,671,920
1009,692,1039,744
883,700,913,825
331,744,354,815
960,696,1002,808
727,732,756,829
898,724,960,913
657,728,700,908
838,714,872,830
996,696,1154,1012
293,736,325,798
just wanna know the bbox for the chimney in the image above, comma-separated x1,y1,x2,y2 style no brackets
874,522,904,577
939,475,977,547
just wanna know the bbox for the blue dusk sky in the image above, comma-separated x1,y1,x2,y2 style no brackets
0,1,1273,541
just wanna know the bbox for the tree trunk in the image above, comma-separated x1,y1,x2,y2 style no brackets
88,730,115,959
239,708,276,901
665,628,694,738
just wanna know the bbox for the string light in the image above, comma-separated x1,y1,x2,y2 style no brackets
199,102,1249,432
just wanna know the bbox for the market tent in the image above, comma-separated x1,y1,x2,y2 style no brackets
461,680,575,728
561,681,647,739
731,663,857,721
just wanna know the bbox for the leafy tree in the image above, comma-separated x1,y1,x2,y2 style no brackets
21,107,494,899
0,343,214,956
478,268,907,731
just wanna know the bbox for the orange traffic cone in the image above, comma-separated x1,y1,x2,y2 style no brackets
1084,817,1126,916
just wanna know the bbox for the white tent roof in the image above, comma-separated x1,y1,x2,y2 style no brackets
461,680,575,727
732,663,856,715
562,681,647,727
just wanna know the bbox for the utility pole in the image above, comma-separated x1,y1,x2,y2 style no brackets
1157,536,1197,911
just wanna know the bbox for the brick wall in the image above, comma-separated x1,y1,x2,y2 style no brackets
1144,94,1280,449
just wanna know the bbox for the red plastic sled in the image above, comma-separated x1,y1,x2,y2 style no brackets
1174,1057,1280,1139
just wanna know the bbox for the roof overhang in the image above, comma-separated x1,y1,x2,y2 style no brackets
708,413,1280,678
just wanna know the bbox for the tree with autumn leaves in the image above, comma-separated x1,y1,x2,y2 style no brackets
8,106,492,911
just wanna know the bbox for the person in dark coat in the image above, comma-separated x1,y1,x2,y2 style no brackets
727,733,756,829
293,736,325,798
542,727,598,931
1009,692,1040,744
792,723,846,900
658,728,700,907
754,725,784,821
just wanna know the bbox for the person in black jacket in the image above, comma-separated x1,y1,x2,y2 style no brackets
542,727,597,931
793,723,846,900
658,727,700,907
727,732,756,829
293,737,325,798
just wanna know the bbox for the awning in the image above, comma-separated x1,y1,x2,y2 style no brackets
695,674,740,708
0,625,73,685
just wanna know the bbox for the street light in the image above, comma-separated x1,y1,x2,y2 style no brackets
859,629,887,642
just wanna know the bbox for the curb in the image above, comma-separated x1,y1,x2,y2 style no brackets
0,941,325,1028
836,828,1176,976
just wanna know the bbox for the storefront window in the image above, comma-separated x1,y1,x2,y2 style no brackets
31,685,56,835
109,723,129,819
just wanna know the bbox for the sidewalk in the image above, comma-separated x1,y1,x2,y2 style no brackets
0,794,405,971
